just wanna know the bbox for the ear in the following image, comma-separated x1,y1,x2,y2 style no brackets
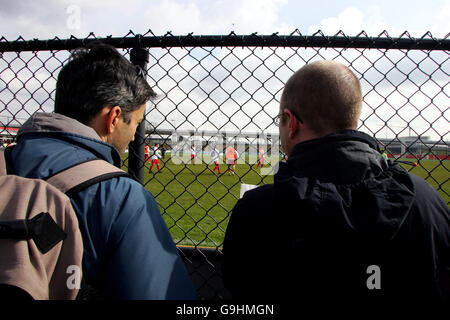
106,106,122,134
285,108,300,139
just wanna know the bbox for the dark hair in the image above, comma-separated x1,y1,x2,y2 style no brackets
55,42,156,124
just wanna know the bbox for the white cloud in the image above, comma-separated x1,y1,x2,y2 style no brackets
0,1,82,39
307,6,394,36
307,4,450,38
431,3,450,38
143,0,202,35
0,0,146,40
143,0,292,35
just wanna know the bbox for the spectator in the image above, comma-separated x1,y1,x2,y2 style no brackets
223,60,449,307
7,43,197,300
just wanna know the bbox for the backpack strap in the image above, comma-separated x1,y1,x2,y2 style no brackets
46,159,130,198
1,147,17,176
0,150,6,176
46,159,130,300
1,151,129,195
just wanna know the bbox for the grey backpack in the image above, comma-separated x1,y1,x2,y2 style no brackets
0,148,128,299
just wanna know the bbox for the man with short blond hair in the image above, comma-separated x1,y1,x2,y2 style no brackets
280,60,362,137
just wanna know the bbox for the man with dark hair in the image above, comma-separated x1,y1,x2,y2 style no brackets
8,43,197,299
223,60,449,307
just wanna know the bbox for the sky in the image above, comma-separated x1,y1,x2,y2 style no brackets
0,0,449,141
0,0,449,39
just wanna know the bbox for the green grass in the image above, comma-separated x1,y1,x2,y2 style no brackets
123,155,274,248
398,159,449,205
122,155,449,248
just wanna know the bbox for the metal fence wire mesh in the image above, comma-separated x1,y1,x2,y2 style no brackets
0,31,449,299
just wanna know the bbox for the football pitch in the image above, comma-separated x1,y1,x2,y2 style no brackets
142,155,275,248
123,155,449,248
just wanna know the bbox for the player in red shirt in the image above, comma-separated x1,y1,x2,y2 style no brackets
226,146,238,175
144,145,151,163
257,148,265,168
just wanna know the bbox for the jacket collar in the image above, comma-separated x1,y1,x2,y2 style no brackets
276,130,386,183
290,130,381,157
18,112,101,140
18,112,122,167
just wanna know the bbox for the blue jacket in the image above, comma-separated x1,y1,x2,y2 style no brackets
10,112,197,300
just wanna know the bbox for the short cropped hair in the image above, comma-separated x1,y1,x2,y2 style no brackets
55,42,156,124
281,61,362,135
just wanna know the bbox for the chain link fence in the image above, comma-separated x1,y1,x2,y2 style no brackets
1,31,449,299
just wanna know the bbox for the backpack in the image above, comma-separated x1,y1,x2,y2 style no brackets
0,148,128,300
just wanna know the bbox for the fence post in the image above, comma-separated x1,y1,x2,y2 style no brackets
128,46,149,183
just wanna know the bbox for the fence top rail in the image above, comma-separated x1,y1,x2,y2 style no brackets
1,33,449,53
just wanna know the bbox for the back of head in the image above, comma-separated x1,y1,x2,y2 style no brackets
281,60,362,136
55,42,156,124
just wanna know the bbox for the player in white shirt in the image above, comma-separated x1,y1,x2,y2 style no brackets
210,147,221,174
149,143,161,172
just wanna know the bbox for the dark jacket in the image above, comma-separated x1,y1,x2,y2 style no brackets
223,130,449,307
9,112,197,300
